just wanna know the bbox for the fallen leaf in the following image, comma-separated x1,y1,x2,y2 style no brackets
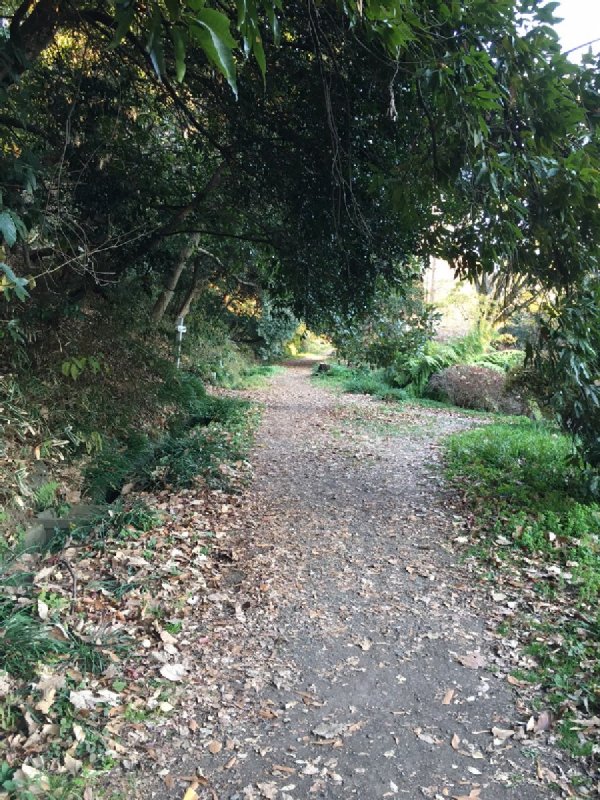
451,733,461,750
414,728,438,745
63,753,83,775
73,724,86,742
257,782,278,799
258,707,279,720
534,711,552,733
69,689,119,710
452,790,481,800
312,722,346,739
160,629,178,646
37,600,49,621
182,785,199,800
491,726,514,743
208,740,222,754
159,663,186,682
35,687,56,715
442,689,455,705
456,652,487,669
164,774,176,790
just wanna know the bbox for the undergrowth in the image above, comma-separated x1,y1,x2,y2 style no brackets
316,327,526,413
84,373,256,502
445,420,600,758
313,364,408,402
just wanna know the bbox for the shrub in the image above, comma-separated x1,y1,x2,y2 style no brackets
529,278,600,487
389,340,459,394
426,364,528,414
474,349,525,372
343,370,407,402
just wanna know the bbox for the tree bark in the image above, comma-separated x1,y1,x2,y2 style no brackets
0,0,68,88
135,163,227,260
151,233,201,324
176,262,206,320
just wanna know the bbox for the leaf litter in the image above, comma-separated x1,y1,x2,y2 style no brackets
4,363,595,798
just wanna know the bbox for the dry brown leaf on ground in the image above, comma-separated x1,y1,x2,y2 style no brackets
257,782,278,798
442,689,455,705
534,710,552,732
491,727,514,745
456,652,487,669
452,789,481,800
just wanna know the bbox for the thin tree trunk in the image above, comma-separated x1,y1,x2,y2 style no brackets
176,262,206,320
151,234,201,324
175,246,227,320
136,163,227,260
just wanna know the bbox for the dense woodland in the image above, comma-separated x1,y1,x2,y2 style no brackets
0,1,598,468
0,2,600,796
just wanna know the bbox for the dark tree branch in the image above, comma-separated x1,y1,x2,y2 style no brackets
0,113,49,138
1,0,68,88
168,228,276,246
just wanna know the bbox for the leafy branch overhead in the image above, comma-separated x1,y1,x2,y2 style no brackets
0,0,599,469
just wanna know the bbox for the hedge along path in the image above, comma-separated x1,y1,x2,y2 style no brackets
107,361,577,800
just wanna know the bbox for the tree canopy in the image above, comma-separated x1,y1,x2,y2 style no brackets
1,3,599,469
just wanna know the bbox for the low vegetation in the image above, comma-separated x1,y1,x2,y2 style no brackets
315,325,528,415
0,300,280,797
445,420,600,760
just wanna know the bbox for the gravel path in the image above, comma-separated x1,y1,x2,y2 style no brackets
111,362,570,799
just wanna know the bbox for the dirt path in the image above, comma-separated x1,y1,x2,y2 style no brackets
111,363,571,799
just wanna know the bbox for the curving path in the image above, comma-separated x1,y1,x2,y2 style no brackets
109,363,571,800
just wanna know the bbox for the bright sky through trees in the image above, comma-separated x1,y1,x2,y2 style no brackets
556,0,600,60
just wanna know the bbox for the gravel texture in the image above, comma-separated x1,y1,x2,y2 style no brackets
105,362,574,800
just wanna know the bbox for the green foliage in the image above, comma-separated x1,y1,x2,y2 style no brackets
473,349,525,372
255,299,298,361
446,421,600,600
83,435,155,504
392,340,460,395
34,481,59,512
60,355,104,381
314,363,408,403
530,277,600,489
445,419,600,728
222,364,283,389
445,421,579,509
344,371,408,402
0,609,68,679
383,326,524,398
0,262,29,301
284,324,331,358
333,276,437,371
83,372,255,502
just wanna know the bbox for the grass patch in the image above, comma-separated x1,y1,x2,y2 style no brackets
313,364,407,402
445,419,600,757
221,364,283,389
84,374,258,503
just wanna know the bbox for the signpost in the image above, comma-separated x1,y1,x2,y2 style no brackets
175,316,187,369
